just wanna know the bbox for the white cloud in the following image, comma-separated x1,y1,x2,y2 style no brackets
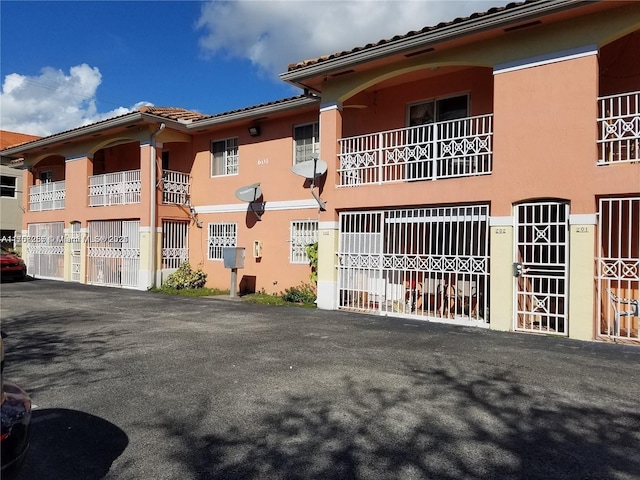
0,64,150,137
196,0,505,77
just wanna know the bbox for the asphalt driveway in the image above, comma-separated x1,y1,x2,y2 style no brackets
1,279,639,480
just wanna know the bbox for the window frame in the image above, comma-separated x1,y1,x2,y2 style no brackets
407,93,470,127
293,122,320,165
207,222,238,261
290,219,319,264
39,170,53,184
210,137,239,178
0,175,17,198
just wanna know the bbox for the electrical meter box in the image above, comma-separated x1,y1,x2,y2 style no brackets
223,247,246,269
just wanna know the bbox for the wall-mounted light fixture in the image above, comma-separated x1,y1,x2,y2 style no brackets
248,126,261,137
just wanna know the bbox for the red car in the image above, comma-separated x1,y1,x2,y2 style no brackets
1,332,32,479
0,249,26,281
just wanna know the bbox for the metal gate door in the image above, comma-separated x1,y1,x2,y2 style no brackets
87,220,140,288
514,201,569,335
162,220,189,269
338,205,490,325
26,222,64,279
70,222,82,282
597,197,639,341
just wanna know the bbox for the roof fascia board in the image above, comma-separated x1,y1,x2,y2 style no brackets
280,0,587,83
0,112,149,157
187,96,319,129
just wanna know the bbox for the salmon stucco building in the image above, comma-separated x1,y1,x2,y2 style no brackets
1,0,639,344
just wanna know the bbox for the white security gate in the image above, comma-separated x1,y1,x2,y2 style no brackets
87,220,140,288
514,201,569,335
26,222,64,279
71,222,82,282
162,220,189,269
597,197,639,341
338,205,489,325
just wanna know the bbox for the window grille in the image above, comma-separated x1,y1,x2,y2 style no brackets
208,223,237,260
0,175,17,198
597,197,640,340
211,138,239,177
294,122,319,164
162,220,189,269
290,220,318,263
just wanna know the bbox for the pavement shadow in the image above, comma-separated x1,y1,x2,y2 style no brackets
16,408,128,480
151,362,640,480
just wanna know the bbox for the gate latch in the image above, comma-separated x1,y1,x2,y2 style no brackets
513,262,524,277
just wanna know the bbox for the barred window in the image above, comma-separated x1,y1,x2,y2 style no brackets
294,122,319,164
208,223,237,260
290,220,318,264
211,138,239,177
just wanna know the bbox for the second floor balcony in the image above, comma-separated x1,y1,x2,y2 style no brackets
598,91,640,165
161,170,190,205
29,181,66,212
338,114,493,187
89,170,141,207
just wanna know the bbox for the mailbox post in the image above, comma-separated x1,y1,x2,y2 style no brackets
223,247,246,297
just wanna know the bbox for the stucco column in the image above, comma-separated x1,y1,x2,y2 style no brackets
79,227,88,284
63,226,72,281
489,216,515,332
138,227,153,289
568,214,597,341
316,102,343,310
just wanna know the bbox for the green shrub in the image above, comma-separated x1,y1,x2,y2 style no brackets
282,282,317,304
305,242,318,284
162,262,207,290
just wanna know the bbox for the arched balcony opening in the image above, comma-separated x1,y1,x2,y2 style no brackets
89,140,142,207
336,65,494,186
29,154,66,212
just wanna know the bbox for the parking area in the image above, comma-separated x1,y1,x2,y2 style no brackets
1,279,640,480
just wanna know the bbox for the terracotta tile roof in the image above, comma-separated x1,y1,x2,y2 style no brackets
138,106,211,122
200,95,314,120
138,97,315,124
287,0,536,71
0,130,41,150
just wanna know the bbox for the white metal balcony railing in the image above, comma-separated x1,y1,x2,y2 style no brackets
89,170,141,207
338,114,493,187
29,181,66,211
598,91,640,165
161,170,190,205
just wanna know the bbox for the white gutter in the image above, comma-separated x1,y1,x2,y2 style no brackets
185,96,319,130
279,0,587,84
149,123,165,289
0,112,146,157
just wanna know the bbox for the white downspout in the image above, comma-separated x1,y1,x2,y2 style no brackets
149,123,165,289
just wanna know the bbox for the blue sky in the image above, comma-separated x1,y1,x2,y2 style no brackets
1,0,505,136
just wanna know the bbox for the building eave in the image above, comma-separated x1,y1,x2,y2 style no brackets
279,0,588,86
0,112,149,158
185,95,320,130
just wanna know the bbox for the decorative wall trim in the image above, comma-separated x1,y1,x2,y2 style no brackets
569,213,597,225
65,154,87,162
195,199,319,214
319,221,339,230
493,45,597,75
320,102,342,112
489,216,514,227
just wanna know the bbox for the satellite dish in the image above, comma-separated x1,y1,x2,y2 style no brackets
290,157,327,211
235,183,262,203
235,183,264,220
291,158,327,179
